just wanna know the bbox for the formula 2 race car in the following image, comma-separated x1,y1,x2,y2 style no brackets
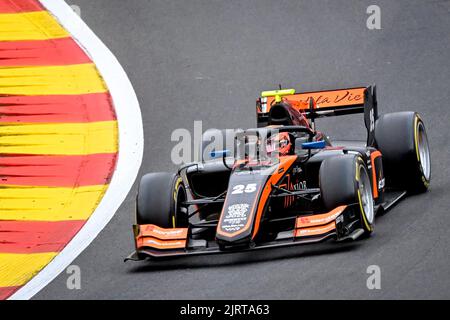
126,86,430,261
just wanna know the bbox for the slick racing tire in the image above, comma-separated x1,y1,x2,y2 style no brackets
375,112,430,193
136,172,188,228
320,155,374,236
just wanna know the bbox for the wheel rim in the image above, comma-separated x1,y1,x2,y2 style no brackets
358,165,374,225
417,122,431,180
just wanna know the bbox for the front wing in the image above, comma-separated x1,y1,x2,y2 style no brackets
125,190,407,261
125,204,363,261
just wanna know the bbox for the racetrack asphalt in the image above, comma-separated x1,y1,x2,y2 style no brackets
36,0,450,299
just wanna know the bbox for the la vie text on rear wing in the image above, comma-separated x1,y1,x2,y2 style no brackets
256,86,379,146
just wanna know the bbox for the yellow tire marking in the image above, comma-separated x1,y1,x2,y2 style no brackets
413,115,429,188
0,184,110,221
356,159,372,232
357,188,372,232
355,156,363,181
0,252,58,287
414,116,420,162
0,121,118,155
0,11,69,41
173,177,182,201
173,177,183,227
0,64,108,96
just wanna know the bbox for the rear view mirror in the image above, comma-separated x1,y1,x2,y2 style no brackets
301,140,326,149
209,149,230,158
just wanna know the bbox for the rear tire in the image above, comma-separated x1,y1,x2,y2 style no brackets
136,172,188,227
320,155,374,236
375,112,430,193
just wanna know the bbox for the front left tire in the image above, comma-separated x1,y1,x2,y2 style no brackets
319,154,374,236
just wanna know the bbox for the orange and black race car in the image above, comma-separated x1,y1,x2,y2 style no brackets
125,86,431,261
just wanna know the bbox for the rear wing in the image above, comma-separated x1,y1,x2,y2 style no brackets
256,86,378,146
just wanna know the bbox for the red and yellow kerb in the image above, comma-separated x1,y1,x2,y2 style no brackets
0,0,118,299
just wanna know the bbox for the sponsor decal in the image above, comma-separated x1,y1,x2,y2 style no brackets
261,97,268,113
291,180,307,191
295,221,336,237
221,203,250,233
368,109,375,133
138,237,186,250
139,224,188,240
262,88,365,112
296,205,346,228
378,177,385,190
280,175,307,208
292,166,302,174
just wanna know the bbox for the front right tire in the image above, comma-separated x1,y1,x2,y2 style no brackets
136,172,188,228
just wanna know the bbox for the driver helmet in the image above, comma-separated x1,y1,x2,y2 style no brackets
265,132,292,156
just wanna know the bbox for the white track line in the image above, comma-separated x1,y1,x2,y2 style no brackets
9,0,144,300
